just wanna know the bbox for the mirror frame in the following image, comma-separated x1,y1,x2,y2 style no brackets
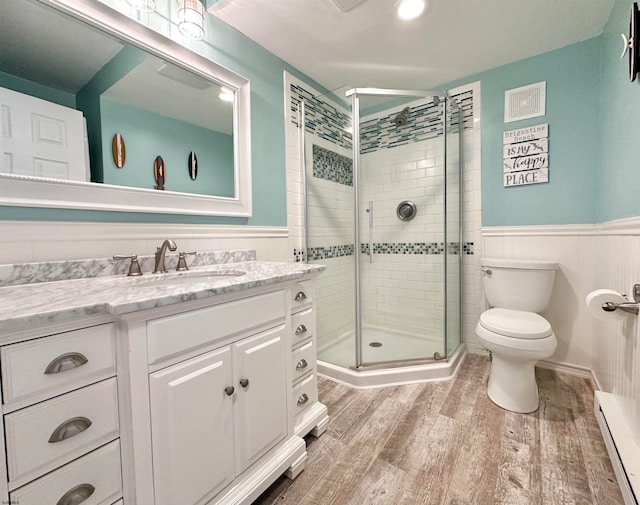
0,0,252,217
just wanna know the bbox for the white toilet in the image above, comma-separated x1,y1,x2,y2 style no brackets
476,258,558,413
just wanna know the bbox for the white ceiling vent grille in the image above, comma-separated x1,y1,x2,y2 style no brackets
504,81,546,123
329,0,367,12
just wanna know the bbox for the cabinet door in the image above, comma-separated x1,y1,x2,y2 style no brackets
233,325,287,474
150,347,234,505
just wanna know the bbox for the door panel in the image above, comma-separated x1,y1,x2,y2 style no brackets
0,87,88,181
149,347,234,505
233,325,287,474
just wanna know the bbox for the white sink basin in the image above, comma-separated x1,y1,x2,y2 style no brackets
133,270,246,288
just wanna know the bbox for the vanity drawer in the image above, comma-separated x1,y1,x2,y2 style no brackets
291,281,313,312
147,290,285,364
10,439,122,505
1,324,116,406
5,378,119,485
292,373,318,418
292,340,316,383
291,308,315,346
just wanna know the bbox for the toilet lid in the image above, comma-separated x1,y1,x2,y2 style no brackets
479,308,552,340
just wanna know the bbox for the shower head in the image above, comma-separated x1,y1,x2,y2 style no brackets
393,107,411,127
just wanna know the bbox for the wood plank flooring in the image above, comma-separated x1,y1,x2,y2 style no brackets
254,354,623,505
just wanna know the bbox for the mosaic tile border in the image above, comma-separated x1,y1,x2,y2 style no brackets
295,242,474,262
289,83,474,156
306,244,355,261
360,90,474,154
312,144,353,186
290,84,352,151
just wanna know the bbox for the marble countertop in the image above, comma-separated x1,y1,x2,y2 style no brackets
0,261,325,334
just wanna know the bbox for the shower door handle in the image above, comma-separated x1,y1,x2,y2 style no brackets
367,200,373,263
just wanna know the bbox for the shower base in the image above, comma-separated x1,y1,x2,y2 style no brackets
317,327,466,388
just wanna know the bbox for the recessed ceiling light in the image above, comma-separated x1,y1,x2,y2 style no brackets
396,0,427,21
219,87,234,102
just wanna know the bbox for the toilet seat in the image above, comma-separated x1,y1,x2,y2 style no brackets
479,308,552,339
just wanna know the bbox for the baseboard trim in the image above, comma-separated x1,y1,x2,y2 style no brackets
536,359,600,388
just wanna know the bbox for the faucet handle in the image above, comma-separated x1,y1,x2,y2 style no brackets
113,254,143,276
176,251,197,271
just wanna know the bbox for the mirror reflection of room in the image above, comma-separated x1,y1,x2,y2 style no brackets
0,0,235,197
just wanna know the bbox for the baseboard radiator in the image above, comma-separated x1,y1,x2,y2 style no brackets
594,391,639,505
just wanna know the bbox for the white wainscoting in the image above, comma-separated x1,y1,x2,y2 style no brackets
0,221,290,264
481,220,640,447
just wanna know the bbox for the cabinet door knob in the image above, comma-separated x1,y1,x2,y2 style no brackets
44,352,88,374
297,393,309,406
296,359,308,371
48,417,92,443
295,324,308,336
239,378,249,388
56,483,95,505
294,291,307,302
224,386,235,396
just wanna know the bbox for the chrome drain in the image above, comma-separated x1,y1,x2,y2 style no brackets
369,342,383,348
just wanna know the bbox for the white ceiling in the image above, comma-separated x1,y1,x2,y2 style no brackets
209,0,615,100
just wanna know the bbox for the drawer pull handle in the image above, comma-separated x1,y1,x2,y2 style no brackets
294,291,307,302
295,324,308,336
44,352,88,375
225,386,235,396
297,393,309,406
48,417,92,443
239,378,249,388
56,483,95,505
296,359,308,371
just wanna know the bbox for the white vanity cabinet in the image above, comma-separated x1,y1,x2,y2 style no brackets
0,270,325,505
289,281,329,438
121,284,317,505
148,325,287,505
0,321,123,505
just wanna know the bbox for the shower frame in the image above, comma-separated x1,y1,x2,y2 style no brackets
302,86,464,373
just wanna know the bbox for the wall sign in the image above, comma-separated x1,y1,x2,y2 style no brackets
503,123,549,187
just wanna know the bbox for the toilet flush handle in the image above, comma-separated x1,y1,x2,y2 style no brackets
481,267,492,275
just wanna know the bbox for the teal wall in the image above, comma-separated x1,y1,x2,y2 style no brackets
0,71,76,108
100,97,234,196
597,0,640,222
449,39,602,226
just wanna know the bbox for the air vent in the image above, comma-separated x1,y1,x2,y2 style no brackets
329,0,367,12
504,81,546,123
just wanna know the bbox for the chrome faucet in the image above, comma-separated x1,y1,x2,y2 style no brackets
153,239,177,273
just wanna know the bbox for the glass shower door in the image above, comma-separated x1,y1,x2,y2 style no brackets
354,91,448,367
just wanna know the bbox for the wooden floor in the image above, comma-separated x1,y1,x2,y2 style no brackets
255,354,623,505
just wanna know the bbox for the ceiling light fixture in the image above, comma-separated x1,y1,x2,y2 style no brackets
178,0,205,40
219,86,234,102
126,0,156,12
396,0,426,21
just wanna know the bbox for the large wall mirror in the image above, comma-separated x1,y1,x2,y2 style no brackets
0,0,252,217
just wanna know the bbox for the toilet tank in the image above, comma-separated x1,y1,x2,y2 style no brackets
481,258,558,313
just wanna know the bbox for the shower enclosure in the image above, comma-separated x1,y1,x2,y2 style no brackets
302,87,464,384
